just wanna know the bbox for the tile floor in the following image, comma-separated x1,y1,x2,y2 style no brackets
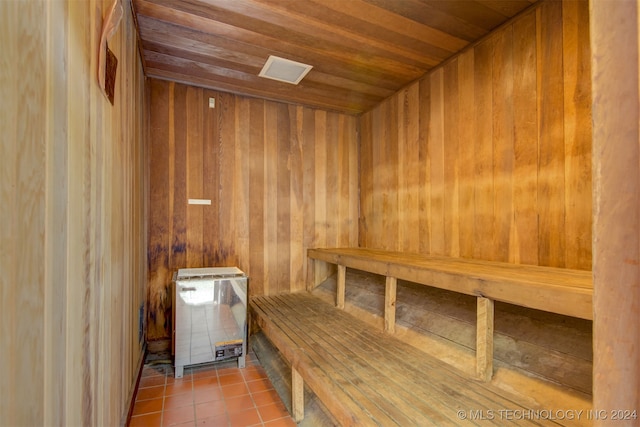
128,352,296,427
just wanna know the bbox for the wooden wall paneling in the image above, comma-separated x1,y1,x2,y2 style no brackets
44,0,69,423
337,115,351,247
359,112,373,248
372,101,386,249
537,0,566,268
325,112,341,249
512,11,539,266
147,79,172,341
249,98,266,296
429,68,445,255
67,0,92,423
314,110,328,250
358,1,591,269
491,26,515,263
405,84,421,253
276,103,292,295
590,0,640,417
457,49,476,260
418,77,432,254
290,106,305,292
2,0,146,424
171,83,188,271
266,100,277,291
562,0,592,271
443,59,460,258
1,2,46,425
302,108,316,282
203,89,222,266
235,97,251,274
347,115,360,247
146,79,360,302
473,37,495,261
265,101,279,295
186,87,205,267
388,99,400,251
397,91,408,251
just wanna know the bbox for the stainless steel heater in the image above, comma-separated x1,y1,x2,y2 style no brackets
173,267,248,378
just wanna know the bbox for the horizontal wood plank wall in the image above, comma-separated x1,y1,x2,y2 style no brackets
359,0,592,270
0,0,146,426
147,79,359,340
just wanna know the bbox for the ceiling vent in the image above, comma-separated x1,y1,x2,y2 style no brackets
259,55,313,85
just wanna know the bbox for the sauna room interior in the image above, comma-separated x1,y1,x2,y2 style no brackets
2,0,639,426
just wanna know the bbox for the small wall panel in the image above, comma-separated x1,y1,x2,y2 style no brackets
359,0,592,270
147,80,359,340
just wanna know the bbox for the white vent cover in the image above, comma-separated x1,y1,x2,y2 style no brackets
259,55,313,85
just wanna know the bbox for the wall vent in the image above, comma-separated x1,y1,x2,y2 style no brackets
259,55,313,85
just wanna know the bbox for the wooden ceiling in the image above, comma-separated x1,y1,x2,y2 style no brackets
133,0,537,114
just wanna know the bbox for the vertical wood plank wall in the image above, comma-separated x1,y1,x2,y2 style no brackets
590,0,640,420
147,79,359,340
0,0,146,426
359,0,592,270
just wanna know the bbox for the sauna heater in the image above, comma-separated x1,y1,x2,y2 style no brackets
173,267,248,378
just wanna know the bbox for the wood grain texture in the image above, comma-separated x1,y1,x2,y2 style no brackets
590,0,640,419
132,0,535,113
0,0,146,425
147,79,359,339
252,292,583,427
359,0,592,270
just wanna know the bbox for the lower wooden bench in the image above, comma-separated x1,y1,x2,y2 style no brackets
307,247,593,381
250,292,575,426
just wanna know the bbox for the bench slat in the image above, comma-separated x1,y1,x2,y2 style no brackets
251,293,567,426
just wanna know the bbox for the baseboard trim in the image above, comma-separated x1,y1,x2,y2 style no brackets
121,343,147,427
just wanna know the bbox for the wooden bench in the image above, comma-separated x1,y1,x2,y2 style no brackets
307,247,593,381
250,292,580,426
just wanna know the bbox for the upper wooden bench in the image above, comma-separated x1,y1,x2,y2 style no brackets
307,247,593,380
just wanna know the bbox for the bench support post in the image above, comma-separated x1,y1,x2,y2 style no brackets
337,265,346,309
292,366,304,422
384,276,397,333
476,297,494,381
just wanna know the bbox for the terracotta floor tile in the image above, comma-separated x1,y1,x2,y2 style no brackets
224,394,255,414
250,389,283,408
164,393,195,410
166,373,190,384
129,411,162,427
197,413,229,426
136,385,165,401
193,376,220,389
162,407,195,426
193,385,224,404
132,397,163,416
246,378,272,394
221,382,250,399
130,351,295,427
218,372,245,386
257,403,290,423
166,381,193,396
241,366,268,382
195,400,226,420
228,407,261,427
192,368,217,380
216,366,239,377
140,375,167,388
